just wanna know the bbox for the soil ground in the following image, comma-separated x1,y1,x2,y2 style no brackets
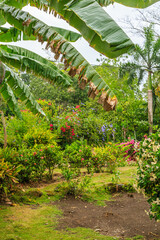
53,193,160,240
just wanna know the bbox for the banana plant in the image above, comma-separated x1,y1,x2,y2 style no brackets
0,0,158,116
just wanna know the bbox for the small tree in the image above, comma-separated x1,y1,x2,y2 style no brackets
120,26,160,134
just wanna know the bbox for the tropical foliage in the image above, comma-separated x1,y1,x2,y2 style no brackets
137,130,160,220
0,0,158,116
119,26,160,134
0,0,160,224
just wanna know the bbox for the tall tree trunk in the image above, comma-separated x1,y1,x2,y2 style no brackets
148,71,153,135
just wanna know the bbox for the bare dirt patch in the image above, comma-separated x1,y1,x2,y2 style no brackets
54,193,160,239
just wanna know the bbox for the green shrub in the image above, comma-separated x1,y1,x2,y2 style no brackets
0,143,62,182
0,159,21,197
40,144,62,180
23,128,57,147
57,162,92,197
93,143,126,173
136,130,160,221
64,139,93,173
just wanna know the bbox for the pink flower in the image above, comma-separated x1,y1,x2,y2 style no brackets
81,158,84,161
41,157,44,159
40,149,43,151
75,105,80,109
79,149,82,152
50,145,54,148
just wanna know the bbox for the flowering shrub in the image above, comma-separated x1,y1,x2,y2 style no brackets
41,144,62,179
64,139,93,173
100,123,116,143
120,139,137,163
55,106,81,148
0,143,62,182
136,130,160,221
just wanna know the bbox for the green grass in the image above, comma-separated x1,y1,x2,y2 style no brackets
0,204,117,240
10,166,137,206
0,166,140,240
0,204,144,240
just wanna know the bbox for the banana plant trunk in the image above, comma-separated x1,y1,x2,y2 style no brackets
1,111,7,148
148,71,153,135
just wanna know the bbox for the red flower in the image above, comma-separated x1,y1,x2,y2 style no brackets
41,157,44,159
81,158,84,161
50,124,53,127
33,152,37,156
61,127,66,132
72,133,75,136
50,128,53,131
65,116,69,119
50,145,54,148
75,105,80,109
20,154,23,157
70,136,72,139
34,163,36,165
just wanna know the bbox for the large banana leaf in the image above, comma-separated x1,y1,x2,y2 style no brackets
2,63,46,116
95,0,113,6
0,0,29,25
20,0,134,58
114,0,159,8
0,81,22,118
0,45,72,86
0,26,81,42
0,5,118,110
95,0,159,7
